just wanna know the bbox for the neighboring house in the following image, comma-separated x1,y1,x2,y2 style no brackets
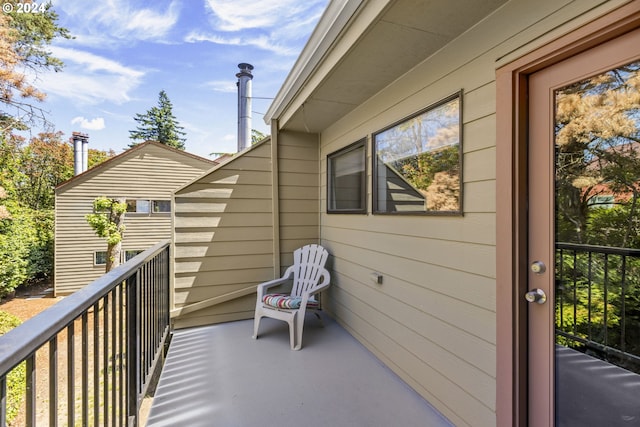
169,1,640,426
55,141,215,296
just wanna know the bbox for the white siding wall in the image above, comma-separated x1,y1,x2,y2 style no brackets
54,144,213,295
317,1,627,426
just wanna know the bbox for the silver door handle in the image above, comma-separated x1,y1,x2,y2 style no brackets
525,288,547,304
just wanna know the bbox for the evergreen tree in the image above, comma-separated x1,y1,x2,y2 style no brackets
0,1,71,131
129,90,187,150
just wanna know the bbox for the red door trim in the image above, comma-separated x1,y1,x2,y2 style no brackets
495,2,640,426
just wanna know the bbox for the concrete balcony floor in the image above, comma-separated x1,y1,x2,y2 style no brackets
146,314,452,427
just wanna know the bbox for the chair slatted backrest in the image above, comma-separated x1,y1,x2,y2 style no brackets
290,244,329,297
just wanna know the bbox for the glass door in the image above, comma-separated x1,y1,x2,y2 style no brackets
528,28,640,427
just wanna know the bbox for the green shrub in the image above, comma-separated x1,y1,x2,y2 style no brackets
0,311,25,424
0,203,53,297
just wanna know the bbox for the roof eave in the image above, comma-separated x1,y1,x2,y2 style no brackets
263,0,365,126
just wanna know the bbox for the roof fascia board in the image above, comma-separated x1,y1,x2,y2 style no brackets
264,0,370,124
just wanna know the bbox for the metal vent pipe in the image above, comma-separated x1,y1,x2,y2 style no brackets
236,63,254,152
71,132,89,175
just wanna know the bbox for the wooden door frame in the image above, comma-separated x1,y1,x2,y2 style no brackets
495,2,640,426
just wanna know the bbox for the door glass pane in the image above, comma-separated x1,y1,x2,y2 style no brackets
554,60,640,425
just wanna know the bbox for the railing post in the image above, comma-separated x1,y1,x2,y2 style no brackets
127,271,141,427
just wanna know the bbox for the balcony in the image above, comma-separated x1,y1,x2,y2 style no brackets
3,240,640,426
146,316,452,427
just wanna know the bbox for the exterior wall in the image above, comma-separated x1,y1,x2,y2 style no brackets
317,1,629,426
172,140,275,329
277,131,320,269
54,143,213,295
171,134,322,329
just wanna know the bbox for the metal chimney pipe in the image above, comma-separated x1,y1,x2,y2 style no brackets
71,132,89,175
236,63,253,152
81,136,89,172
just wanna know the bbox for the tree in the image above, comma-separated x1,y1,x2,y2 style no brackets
88,147,116,169
85,197,127,272
0,131,116,294
555,62,640,246
18,131,73,210
251,129,267,144
129,90,186,150
0,2,71,131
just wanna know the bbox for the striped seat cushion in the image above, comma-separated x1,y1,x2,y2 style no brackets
262,293,319,309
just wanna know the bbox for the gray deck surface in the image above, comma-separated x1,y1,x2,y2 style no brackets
146,314,452,427
556,345,640,426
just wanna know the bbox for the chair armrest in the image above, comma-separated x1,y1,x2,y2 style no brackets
256,267,294,299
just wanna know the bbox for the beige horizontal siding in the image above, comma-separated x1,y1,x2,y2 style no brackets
277,131,320,274
54,144,213,295
315,0,626,425
172,140,276,327
171,132,322,325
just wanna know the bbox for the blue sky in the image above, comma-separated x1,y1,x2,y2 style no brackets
33,0,329,158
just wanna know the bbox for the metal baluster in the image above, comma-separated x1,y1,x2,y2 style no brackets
587,251,593,340
572,250,578,336
604,253,609,348
0,375,6,426
82,312,89,425
94,302,100,426
112,289,117,426
68,322,75,426
26,354,35,426
119,283,125,427
621,255,627,353
49,336,58,427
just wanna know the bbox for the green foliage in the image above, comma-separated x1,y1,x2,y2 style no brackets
129,90,186,150
556,251,640,371
586,205,640,248
17,131,73,209
0,200,52,297
1,1,71,130
0,132,112,295
7,1,71,69
399,145,459,192
85,198,127,245
0,311,25,424
251,129,267,144
555,62,640,245
553,62,640,372
85,197,126,272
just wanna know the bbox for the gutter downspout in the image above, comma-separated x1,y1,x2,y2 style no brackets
270,119,281,277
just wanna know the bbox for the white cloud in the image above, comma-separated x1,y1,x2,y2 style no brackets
189,0,328,55
38,47,145,105
71,116,105,130
185,32,295,56
55,0,181,46
204,0,313,31
205,80,237,93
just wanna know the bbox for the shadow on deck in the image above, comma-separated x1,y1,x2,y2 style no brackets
146,314,452,427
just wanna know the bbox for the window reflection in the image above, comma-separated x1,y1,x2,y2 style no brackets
373,93,462,214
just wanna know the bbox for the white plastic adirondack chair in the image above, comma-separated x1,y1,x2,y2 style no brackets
252,244,331,350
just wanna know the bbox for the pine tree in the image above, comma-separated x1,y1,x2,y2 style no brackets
129,90,186,150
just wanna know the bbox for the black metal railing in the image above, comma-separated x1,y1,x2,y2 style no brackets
0,240,171,427
556,242,640,373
